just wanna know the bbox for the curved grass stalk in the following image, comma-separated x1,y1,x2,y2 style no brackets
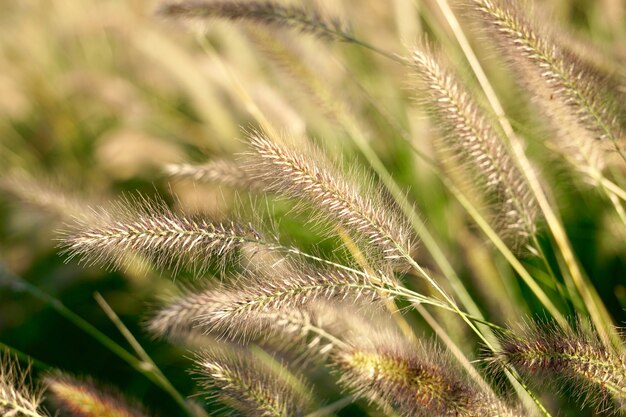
599,176,626,203
0,264,200,417
443,179,568,328
93,293,208,417
0,343,50,372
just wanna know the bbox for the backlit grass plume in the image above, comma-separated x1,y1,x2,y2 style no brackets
147,265,384,343
4,1,626,417
45,373,150,417
492,321,626,411
0,173,90,221
194,347,315,417
246,131,415,263
158,0,350,41
471,0,623,170
164,160,259,190
0,351,48,417
411,46,539,250
60,197,262,274
333,334,521,417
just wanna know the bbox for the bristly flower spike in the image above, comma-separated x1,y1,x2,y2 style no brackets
493,321,626,412
59,196,262,274
194,347,316,417
411,45,539,250
158,0,351,42
148,265,384,343
333,334,523,417
472,0,623,169
45,373,150,417
164,159,261,191
245,131,415,265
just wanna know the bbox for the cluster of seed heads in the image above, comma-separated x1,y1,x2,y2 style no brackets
2,0,625,416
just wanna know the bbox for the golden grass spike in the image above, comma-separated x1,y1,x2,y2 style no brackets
333,334,522,416
45,373,150,417
493,320,626,412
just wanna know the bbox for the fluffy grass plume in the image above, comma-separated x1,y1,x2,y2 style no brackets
0,351,48,417
164,159,259,190
147,265,383,343
45,373,150,417
0,173,90,221
194,347,315,417
493,321,626,411
471,0,622,169
60,196,262,274
333,334,521,417
411,46,539,250
246,131,414,263
158,0,350,41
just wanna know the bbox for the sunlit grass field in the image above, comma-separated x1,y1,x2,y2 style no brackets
1,0,625,416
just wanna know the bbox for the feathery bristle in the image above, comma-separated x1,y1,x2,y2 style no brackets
158,0,350,41
0,351,48,417
60,197,262,274
411,47,539,249
246,131,415,263
194,347,315,416
472,0,621,171
333,335,521,417
45,373,149,417
163,160,260,190
493,321,626,411
148,266,384,343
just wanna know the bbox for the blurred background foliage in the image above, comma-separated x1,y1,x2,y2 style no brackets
0,0,625,415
